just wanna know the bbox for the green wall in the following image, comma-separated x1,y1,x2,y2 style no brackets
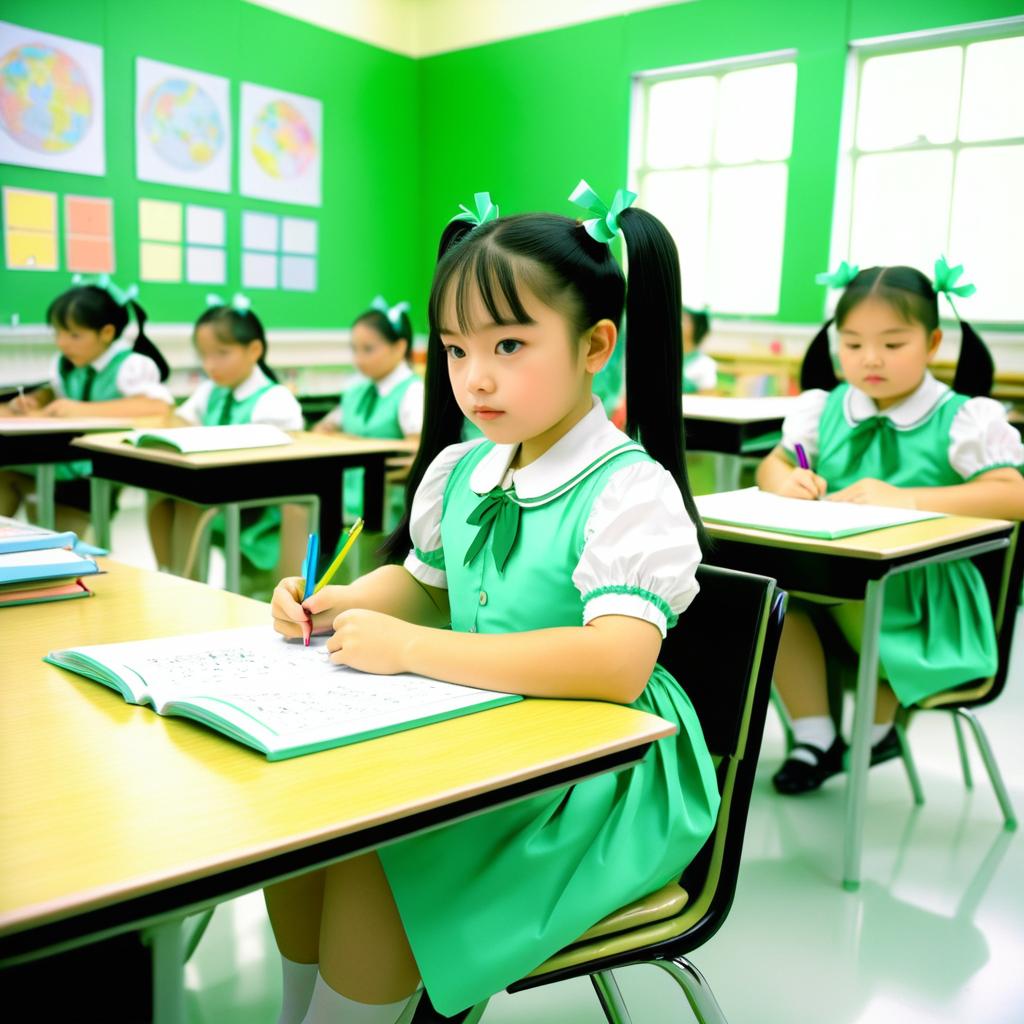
0,0,418,329
417,0,1021,325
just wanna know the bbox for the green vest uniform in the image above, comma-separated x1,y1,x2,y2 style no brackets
339,374,417,525
56,349,133,480
378,440,719,1015
812,383,998,705
204,381,282,571
682,349,701,395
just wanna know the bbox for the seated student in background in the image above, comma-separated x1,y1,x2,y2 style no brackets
757,262,1024,795
313,297,423,532
147,296,305,582
682,306,717,395
0,278,173,536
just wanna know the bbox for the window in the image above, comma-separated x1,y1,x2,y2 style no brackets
631,53,797,316
831,26,1024,322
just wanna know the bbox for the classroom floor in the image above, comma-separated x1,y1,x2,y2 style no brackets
108,489,1024,1022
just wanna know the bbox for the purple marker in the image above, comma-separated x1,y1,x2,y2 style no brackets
794,443,810,470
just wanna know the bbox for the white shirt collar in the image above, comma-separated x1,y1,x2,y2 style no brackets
373,361,413,397
90,337,132,372
232,364,275,401
469,396,636,499
844,371,951,429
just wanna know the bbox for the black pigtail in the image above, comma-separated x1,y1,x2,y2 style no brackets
800,320,839,392
951,320,993,398
127,299,171,381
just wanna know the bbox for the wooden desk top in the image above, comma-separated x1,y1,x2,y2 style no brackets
682,395,802,423
706,513,1013,561
0,562,672,937
0,415,168,435
71,430,417,469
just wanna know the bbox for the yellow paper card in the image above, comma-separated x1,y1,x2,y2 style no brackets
139,199,182,243
4,188,57,232
140,241,182,282
6,230,58,270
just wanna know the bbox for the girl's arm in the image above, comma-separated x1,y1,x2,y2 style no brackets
41,395,174,418
327,612,663,705
1,387,54,416
756,446,827,500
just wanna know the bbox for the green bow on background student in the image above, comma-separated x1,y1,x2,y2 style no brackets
371,295,411,333
568,179,637,244
451,191,499,228
815,261,860,289
71,272,139,307
206,292,252,313
933,255,976,319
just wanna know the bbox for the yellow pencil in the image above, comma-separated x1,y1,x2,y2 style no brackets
313,518,364,592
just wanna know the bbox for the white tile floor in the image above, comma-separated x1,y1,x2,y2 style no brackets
100,488,1024,1023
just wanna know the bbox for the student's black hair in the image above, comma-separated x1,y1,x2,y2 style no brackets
683,306,710,346
354,307,414,364
381,205,708,563
195,305,279,382
801,265,993,396
47,285,170,381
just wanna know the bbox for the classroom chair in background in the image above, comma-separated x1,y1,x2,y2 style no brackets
463,565,786,1024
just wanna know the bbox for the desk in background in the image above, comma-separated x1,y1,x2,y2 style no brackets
703,513,1014,890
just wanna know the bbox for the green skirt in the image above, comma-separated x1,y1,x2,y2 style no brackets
378,666,719,1015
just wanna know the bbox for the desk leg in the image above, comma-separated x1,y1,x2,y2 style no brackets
713,453,741,492
35,464,56,529
843,576,886,891
224,503,241,593
146,919,186,1024
319,476,343,558
90,477,112,550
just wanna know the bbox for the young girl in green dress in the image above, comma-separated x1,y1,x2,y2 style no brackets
266,184,719,1023
759,263,1024,795
682,306,717,394
147,298,305,580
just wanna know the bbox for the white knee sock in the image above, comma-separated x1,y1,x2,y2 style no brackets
301,973,421,1024
278,956,319,1024
790,716,837,764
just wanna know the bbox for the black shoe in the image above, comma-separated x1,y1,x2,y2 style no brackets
772,737,847,795
870,726,901,767
410,990,476,1023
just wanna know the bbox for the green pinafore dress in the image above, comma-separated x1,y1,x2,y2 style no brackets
814,384,998,705
378,440,720,1015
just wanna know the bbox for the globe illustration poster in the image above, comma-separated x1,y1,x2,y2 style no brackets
136,57,230,193
240,82,321,207
0,20,105,176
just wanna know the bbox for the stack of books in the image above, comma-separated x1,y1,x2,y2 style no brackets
0,518,102,607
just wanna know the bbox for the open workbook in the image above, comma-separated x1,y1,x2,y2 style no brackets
46,625,521,760
122,424,293,453
695,487,943,540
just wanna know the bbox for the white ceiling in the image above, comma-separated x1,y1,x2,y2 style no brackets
243,0,696,57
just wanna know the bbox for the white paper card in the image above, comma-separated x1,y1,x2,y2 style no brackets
281,255,316,292
281,217,317,255
242,251,277,289
242,211,278,251
186,245,226,284
186,205,225,246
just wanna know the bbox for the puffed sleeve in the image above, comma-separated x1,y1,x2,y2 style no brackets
252,385,305,430
398,378,425,436
572,460,701,638
115,353,174,403
175,381,212,425
403,440,484,589
948,398,1024,479
48,354,65,397
779,389,830,463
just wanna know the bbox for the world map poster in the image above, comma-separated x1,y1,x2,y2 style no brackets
0,20,105,176
239,81,321,207
136,57,231,193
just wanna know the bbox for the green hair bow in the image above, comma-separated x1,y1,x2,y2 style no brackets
933,255,976,319
815,261,860,289
371,294,411,332
568,179,637,244
206,292,252,313
71,272,139,307
451,192,499,228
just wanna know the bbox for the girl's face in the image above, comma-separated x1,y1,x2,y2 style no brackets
54,320,115,367
439,280,615,463
194,323,263,389
836,296,941,410
352,321,407,381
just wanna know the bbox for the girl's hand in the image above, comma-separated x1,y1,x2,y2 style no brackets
827,479,917,508
776,468,828,501
7,392,42,415
40,398,87,418
271,578,353,639
326,609,414,674
311,419,337,435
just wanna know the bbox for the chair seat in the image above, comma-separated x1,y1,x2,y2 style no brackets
917,678,994,710
574,881,689,945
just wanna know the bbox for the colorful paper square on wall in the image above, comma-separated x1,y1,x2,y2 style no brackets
3,186,58,270
65,195,114,273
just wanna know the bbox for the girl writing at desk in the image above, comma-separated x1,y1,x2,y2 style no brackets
758,262,1024,795
267,185,718,1023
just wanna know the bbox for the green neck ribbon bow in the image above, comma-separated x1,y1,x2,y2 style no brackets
815,261,860,290
450,192,499,228
371,294,411,333
206,292,252,314
356,383,379,422
71,273,139,307
844,415,900,481
568,179,637,244
933,255,976,319
464,487,521,575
